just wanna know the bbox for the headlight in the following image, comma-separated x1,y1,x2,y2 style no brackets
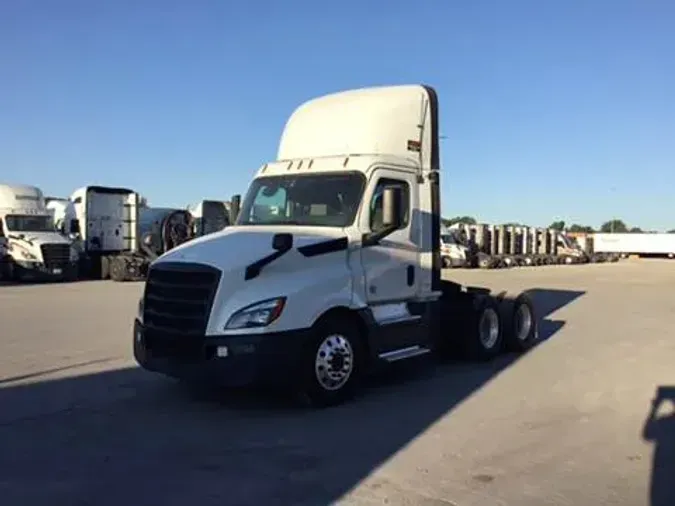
224,297,286,330
18,248,37,261
137,297,144,322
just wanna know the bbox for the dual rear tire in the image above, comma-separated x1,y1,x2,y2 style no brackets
462,293,538,360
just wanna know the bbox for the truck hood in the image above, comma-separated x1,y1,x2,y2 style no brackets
7,231,72,263
153,226,353,335
154,225,348,270
7,231,71,246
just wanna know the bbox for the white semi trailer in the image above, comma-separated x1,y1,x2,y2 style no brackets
593,233,675,258
0,184,78,281
132,84,540,407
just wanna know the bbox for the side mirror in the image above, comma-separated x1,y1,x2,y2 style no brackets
230,194,241,224
382,186,403,229
272,233,293,252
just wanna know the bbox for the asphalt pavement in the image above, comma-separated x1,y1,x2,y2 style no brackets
1,261,673,505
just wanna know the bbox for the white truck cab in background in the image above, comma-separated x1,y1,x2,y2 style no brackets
0,184,78,281
45,197,77,238
133,84,539,406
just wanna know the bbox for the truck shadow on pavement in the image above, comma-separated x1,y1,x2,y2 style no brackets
0,288,583,506
642,386,675,506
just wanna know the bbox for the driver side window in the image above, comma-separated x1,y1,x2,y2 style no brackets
369,178,410,231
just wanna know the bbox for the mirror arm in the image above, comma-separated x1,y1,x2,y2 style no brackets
361,224,398,248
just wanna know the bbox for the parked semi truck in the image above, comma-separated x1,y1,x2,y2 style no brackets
63,186,206,281
441,223,594,269
132,84,539,407
0,184,78,281
62,186,234,281
64,185,144,280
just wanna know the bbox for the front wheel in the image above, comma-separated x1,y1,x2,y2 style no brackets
298,316,364,407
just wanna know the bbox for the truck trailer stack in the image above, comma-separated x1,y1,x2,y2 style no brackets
442,223,619,269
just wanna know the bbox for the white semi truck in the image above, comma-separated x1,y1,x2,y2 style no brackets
64,186,233,281
132,84,539,407
0,184,78,281
65,185,144,280
65,186,203,281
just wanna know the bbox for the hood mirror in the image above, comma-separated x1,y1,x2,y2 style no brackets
272,233,293,252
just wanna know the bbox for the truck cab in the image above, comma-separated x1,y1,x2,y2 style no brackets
133,85,539,406
0,184,78,281
68,185,141,279
556,232,589,264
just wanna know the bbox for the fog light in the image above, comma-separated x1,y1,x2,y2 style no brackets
216,346,229,358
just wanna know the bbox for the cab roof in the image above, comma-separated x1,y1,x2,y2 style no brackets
277,84,439,172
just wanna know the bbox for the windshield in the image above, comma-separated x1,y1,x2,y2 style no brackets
441,230,468,246
5,214,55,233
559,234,576,248
237,172,365,227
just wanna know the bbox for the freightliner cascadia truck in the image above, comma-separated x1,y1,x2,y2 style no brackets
0,184,78,281
133,84,539,407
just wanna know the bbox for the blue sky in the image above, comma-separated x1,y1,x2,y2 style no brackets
1,1,674,230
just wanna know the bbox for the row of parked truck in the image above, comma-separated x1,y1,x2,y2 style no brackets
440,223,621,269
0,184,239,282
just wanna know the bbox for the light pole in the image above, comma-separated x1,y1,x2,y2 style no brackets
610,186,617,233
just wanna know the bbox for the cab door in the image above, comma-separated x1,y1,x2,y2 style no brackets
359,167,428,355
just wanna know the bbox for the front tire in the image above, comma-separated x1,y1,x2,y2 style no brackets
298,316,363,407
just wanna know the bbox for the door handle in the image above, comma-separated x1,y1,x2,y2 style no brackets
406,265,415,286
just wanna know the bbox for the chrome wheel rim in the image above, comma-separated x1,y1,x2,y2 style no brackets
314,334,354,391
479,308,500,349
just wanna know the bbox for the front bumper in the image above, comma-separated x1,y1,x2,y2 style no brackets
133,319,314,388
13,261,77,280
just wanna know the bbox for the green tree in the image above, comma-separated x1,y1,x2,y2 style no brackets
549,220,566,231
600,220,628,233
629,227,643,233
441,215,477,227
569,224,594,233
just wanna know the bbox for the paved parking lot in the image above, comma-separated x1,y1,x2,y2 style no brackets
1,261,674,506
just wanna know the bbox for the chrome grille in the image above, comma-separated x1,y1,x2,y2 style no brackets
40,243,70,268
143,262,221,338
